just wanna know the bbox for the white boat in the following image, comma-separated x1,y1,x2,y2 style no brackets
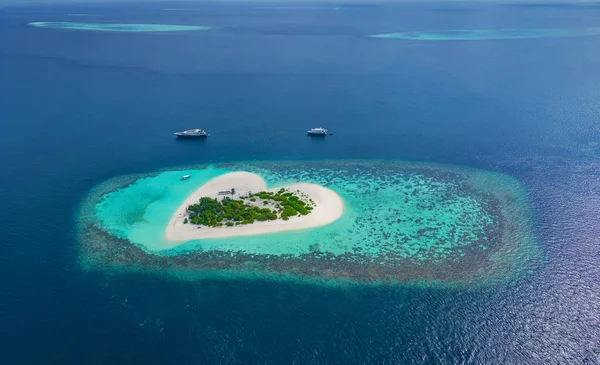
174,129,208,138
181,175,191,180
307,127,328,135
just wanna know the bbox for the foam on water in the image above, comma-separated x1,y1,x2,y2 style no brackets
370,28,600,41
28,22,214,32
78,160,539,285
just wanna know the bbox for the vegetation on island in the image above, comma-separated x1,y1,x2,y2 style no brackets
185,188,315,227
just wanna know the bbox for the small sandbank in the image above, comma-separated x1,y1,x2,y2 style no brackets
165,172,344,242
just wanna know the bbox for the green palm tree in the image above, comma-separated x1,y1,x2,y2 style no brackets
231,188,236,196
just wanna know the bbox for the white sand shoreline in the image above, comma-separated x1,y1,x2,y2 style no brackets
165,172,344,243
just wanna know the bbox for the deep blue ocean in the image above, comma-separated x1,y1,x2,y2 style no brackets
1,2,599,364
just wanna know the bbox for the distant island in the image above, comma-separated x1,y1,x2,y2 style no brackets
185,188,315,227
28,22,214,33
369,28,600,41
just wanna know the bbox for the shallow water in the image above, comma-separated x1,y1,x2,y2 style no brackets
82,160,537,285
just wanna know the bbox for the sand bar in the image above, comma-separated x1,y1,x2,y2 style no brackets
165,172,344,242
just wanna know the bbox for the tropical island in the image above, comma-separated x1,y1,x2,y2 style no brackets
79,160,538,285
185,188,315,227
165,171,344,242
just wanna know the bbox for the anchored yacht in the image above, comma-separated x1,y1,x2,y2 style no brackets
175,129,208,138
307,127,328,136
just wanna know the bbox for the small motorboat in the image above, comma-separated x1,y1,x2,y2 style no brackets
181,175,191,180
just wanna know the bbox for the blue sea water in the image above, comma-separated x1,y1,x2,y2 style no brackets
1,1,599,364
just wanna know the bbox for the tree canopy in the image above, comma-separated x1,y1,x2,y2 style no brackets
185,188,314,227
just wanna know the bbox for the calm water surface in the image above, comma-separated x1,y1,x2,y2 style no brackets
0,2,599,364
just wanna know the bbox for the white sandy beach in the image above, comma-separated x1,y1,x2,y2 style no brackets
165,172,344,242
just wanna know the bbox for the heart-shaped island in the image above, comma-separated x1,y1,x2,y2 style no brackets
165,172,344,244
78,160,539,286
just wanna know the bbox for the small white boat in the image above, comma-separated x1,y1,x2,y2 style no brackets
307,127,328,136
181,175,191,180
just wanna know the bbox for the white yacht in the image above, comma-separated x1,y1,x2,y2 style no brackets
307,127,328,135
174,129,208,138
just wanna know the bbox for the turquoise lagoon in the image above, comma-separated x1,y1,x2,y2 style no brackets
28,22,213,32
78,160,538,285
370,28,600,41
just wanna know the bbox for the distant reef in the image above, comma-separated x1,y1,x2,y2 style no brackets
370,28,600,41
77,160,540,287
28,21,214,32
